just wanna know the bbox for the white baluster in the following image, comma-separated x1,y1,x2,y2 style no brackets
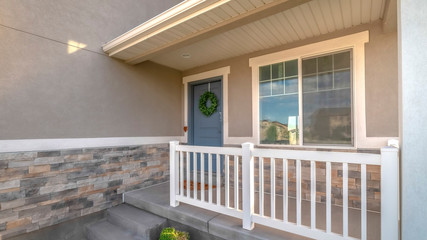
343,162,348,237
225,155,230,208
193,152,197,200
310,160,316,229
186,152,190,198
361,164,367,240
216,153,221,205
326,161,331,233
283,159,288,222
201,153,205,202
271,158,276,220
180,151,184,197
296,159,301,225
234,155,239,210
209,153,213,204
259,157,264,216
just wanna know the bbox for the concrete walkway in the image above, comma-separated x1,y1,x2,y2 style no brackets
124,182,380,240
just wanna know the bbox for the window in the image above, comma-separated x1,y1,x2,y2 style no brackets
302,51,352,145
259,60,299,145
258,50,352,146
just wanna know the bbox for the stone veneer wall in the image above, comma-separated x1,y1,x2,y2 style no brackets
252,159,381,211
0,144,169,239
226,148,381,213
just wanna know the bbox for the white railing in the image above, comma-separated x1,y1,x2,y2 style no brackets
169,141,399,240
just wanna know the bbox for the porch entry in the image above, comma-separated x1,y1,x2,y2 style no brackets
189,78,223,173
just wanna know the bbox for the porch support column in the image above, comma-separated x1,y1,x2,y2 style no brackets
398,0,427,239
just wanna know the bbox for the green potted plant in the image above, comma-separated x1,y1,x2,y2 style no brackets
159,227,189,240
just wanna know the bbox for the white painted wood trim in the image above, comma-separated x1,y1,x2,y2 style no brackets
169,141,180,207
0,136,184,153
249,31,369,67
249,31,396,149
182,66,231,145
103,0,221,53
380,147,399,240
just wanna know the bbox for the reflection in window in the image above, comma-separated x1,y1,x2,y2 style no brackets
259,59,299,145
302,50,352,145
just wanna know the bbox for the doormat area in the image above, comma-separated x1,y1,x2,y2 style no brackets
183,180,216,191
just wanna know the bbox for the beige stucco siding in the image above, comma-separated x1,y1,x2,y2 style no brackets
365,25,399,137
0,0,183,54
0,0,184,140
183,22,399,139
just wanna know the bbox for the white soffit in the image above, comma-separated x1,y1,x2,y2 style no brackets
104,0,388,71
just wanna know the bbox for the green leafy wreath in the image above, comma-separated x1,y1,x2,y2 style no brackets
199,91,218,117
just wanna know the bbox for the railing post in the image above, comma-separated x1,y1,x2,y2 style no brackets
242,142,254,230
381,146,399,240
170,141,180,207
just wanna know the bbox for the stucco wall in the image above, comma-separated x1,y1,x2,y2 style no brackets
183,22,399,139
0,0,183,140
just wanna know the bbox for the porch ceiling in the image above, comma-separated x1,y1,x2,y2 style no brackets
103,0,393,71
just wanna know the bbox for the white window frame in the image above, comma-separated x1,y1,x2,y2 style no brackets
249,31,391,149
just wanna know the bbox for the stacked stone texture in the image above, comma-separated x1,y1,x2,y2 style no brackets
228,154,381,213
0,144,169,239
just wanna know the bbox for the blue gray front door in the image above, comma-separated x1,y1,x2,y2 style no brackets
191,79,222,172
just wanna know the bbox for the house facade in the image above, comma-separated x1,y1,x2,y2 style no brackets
0,0,425,239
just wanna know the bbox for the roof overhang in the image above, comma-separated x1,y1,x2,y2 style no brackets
103,0,396,71
103,0,228,58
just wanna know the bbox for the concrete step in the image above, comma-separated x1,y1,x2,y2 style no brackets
124,183,219,233
107,204,167,240
86,219,144,240
124,183,311,240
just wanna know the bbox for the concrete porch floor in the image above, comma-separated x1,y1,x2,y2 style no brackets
124,182,380,240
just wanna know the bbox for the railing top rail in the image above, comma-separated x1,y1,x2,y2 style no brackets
175,145,242,156
174,143,381,165
252,148,381,165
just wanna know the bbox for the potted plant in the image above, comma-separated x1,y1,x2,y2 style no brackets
159,227,189,240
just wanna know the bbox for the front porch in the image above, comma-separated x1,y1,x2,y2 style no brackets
124,182,380,240
164,142,398,240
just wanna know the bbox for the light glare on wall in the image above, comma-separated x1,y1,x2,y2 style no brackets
67,40,87,54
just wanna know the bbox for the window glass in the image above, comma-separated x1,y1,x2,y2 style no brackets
318,72,333,90
259,81,271,97
318,55,333,72
272,79,284,95
334,70,351,88
302,50,352,145
285,60,298,77
260,65,271,81
285,78,298,94
302,58,316,75
272,63,284,79
334,51,350,69
302,75,317,92
259,59,299,145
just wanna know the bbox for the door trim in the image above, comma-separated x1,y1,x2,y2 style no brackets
183,66,230,145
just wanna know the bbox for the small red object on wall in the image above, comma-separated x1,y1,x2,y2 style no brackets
183,126,188,132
